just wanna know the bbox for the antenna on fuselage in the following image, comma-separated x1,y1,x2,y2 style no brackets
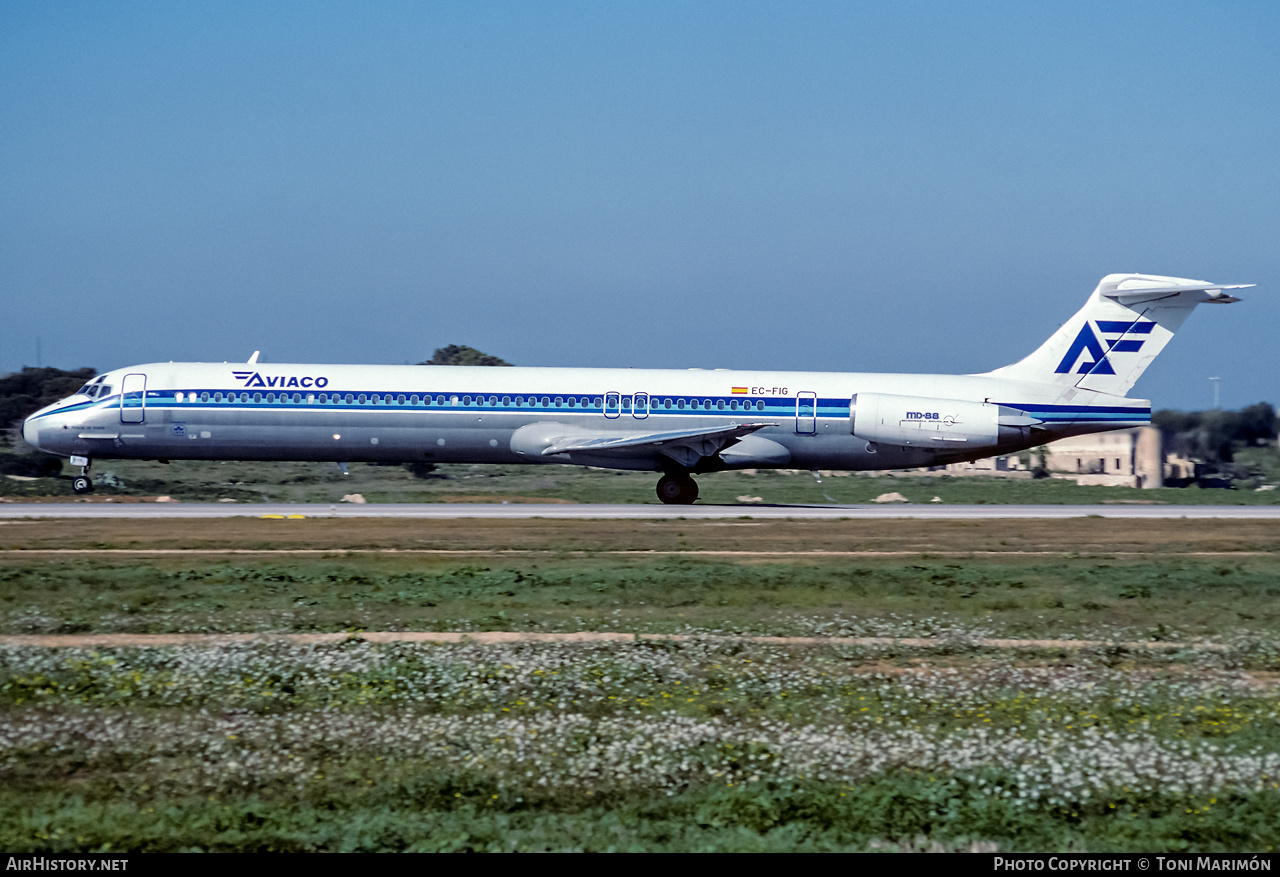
247,351,260,364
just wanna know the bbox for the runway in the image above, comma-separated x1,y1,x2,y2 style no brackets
2,502,1280,519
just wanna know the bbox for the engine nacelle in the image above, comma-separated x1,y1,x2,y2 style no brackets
851,392,1026,448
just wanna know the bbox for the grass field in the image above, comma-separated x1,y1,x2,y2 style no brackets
2,518,1279,851
4,452,1280,505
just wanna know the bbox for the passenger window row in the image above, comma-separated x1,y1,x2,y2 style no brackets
168,392,771,411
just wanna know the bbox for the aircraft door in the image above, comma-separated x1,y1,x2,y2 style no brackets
795,391,817,435
632,392,649,419
120,373,147,424
604,393,621,419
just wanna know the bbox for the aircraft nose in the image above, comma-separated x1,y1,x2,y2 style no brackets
22,414,39,449
22,411,48,450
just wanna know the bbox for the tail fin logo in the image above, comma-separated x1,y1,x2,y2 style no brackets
1054,321,1156,375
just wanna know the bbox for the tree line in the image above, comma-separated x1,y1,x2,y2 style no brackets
1152,403,1278,465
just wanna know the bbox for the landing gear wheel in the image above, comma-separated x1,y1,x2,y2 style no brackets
72,475,93,494
656,474,699,505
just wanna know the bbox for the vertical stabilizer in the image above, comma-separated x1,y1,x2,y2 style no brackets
982,274,1250,397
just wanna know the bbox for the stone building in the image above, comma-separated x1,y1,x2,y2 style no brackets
1039,426,1165,488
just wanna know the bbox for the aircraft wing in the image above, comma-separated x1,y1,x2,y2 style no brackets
544,422,773,454
513,421,778,468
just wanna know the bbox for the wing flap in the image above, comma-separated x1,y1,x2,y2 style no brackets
544,422,774,455
511,421,778,468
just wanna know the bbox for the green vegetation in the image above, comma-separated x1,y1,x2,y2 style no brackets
1153,403,1279,487
3,554,1280,644
418,345,513,367
2,639,1278,852
1154,403,1278,463
1,367,96,477
5,457,1280,504
2,519,1279,851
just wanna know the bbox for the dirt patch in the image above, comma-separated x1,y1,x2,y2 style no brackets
3,516,1279,554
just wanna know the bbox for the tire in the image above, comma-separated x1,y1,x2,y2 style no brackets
72,475,93,494
656,474,698,505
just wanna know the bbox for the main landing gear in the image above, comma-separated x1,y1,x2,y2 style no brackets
656,473,699,505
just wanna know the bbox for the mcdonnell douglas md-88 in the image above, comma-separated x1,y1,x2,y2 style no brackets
23,273,1252,504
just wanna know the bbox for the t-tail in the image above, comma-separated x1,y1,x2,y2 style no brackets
983,273,1253,397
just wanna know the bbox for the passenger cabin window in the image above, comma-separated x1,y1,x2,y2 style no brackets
717,400,725,410
677,399,685,409
541,396,550,407
397,394,406,404
253,393,262,403
266,393,275,403
200,392,210,402
502,396,510,406
489,396,497,406
756,400,765,410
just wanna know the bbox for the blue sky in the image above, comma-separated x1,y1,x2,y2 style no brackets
2,1,1277,410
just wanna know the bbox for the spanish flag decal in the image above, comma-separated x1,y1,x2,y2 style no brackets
731,387,749,394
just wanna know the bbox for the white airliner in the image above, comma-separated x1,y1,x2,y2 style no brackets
22,273,1251,504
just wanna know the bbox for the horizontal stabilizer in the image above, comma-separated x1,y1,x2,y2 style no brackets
1102,282,1253,306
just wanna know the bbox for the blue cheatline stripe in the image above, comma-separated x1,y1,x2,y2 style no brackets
31,390,1149,426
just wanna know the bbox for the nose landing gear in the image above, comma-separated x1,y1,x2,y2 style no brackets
656,473,699,505
70,456,93,494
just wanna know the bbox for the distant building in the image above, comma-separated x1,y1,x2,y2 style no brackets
916,454,1030,478
915,426,1174,488
1039,427,1165,489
